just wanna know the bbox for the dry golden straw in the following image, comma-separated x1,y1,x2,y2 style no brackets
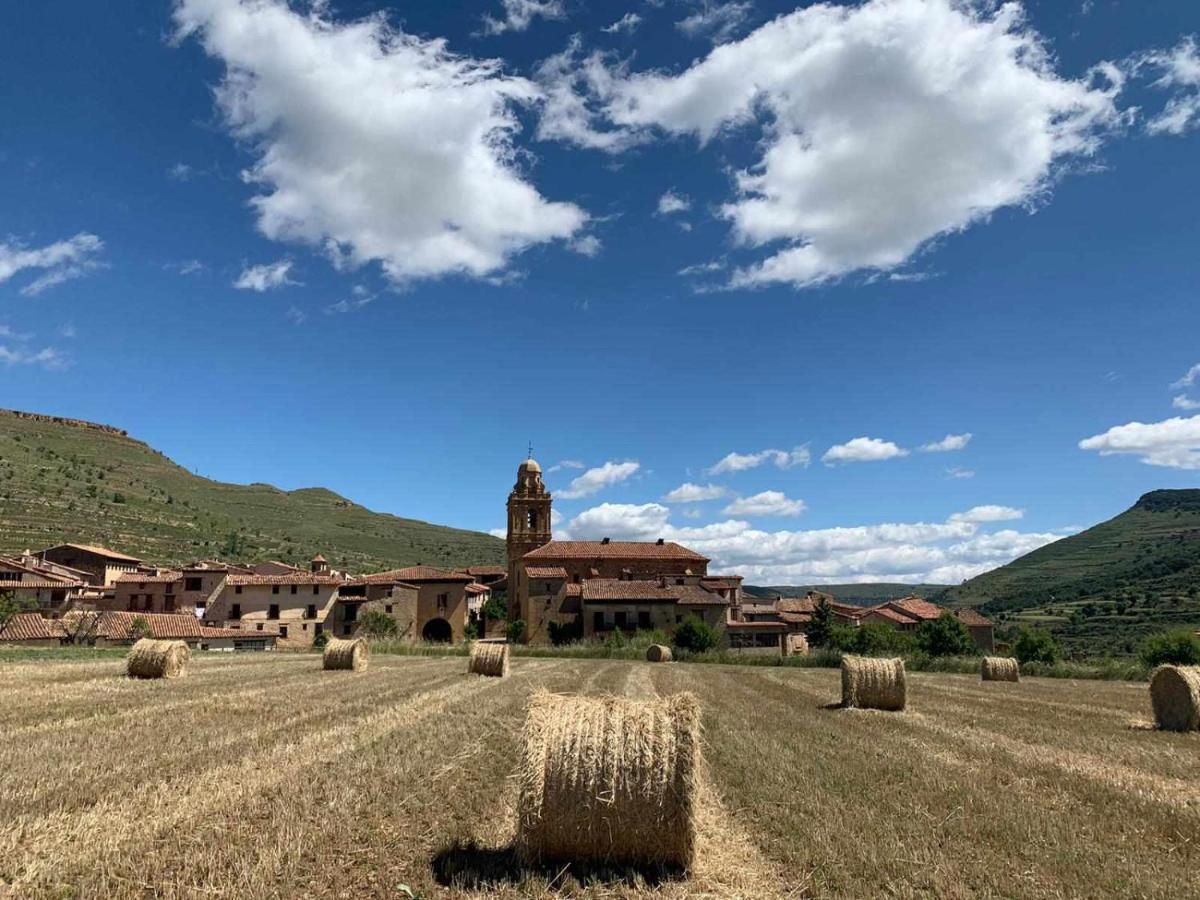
841,656,906,711
323,637,369,672
1149,665,1200,732
981,656,1020,682
467,641,509,677
516,690,701,869
646,644,673,663
126,638,190,679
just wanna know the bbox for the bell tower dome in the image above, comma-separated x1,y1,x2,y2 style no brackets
506,456,552,616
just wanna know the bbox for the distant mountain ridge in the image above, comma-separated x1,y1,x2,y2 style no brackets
743,583,950,606
0,408,504,572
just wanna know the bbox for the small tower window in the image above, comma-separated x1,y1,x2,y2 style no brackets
527,509,539,530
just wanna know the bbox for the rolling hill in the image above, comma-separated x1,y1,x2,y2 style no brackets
742,583,950,605
940,489,1200,654
0,408,504,572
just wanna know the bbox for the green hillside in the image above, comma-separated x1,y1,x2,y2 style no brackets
743,583,950,605
941,490,1200,655
0,409,504,573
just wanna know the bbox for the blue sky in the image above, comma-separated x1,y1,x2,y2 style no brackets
2,0,1199,584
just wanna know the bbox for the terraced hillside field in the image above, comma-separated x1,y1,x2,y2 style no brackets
1,654,1196,898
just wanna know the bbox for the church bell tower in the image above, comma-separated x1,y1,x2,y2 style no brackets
506,455,552,617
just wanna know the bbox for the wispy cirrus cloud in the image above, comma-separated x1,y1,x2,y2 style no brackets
0,233,104,297
707,446,810,475
233,260,297,292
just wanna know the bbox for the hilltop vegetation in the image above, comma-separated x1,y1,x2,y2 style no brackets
0,409,504,572
743,583,950,605
941,490,1200,655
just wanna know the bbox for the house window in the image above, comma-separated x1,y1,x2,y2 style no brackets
279,625,289,639
256,624,263,631
272,585,280,595
343,625,353,636
291,585,298,595
676,579,684,586
437,593,448,613
313,585,320,595
593,611,604,632
306,604,317,619
230,603,242,620
235,585,243,595
615,611,627,629
385,604,393,614
185,577,202,592
344,604,358,623
315,623,323,636
268,604,280,620
302,623,308,631
638,611,651,629
676,614,683,624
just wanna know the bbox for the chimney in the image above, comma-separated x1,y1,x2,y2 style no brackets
656,538,665,545
601,537,611,545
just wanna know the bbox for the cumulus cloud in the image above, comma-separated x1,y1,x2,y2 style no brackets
949,505,1024,524
656,190,691,216
663,482,729,502
707,445,810,475
722,490,806,517
822,437,908,465
480,0,565,36
676,1,754,43
919,433,972,453
1079,415,1200,470
535,38,651,152
556,460,641,499
562,502,1064,583
1137,37,1200,136
175,0,584,283
233,259,296,291
0,233,104,297
544,0,1124,289
602,12,642,34
1173,395,1200,411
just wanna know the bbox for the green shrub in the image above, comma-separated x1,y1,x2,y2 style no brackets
1014,627,1059,665
312,630,329,650
853,622,918,656
506,619,526,643
1139,628,1200,667
358,610,398,638
673,615,720,653
917,612,977,657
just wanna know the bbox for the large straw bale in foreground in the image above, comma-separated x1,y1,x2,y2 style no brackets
1150,665,1200,732
468,641,509,677
981,656,1020,683
841,656,906,711
517,691,701,869
646,644,673,663
323,637,369,672
126,638,190,679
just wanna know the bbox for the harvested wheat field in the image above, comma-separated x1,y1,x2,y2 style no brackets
1,654,1198,898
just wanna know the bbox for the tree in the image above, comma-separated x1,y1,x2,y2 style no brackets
1140,629,1200,667
807,599,834,648
852,622,918,656
129,616,152,641
916,612,976,657
673,615,720,653
0,590,36,628
359,609,398,638
506,619,526,643
1014,627,1059,665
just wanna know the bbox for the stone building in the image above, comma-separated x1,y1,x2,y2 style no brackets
0,554,83,611
39,543,142,586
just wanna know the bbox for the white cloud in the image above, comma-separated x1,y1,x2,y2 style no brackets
656,190,691,216
664,482,729,502
1170,363,1200,391
949,505,1024,524
1173,395,1200,411
175,0,584,284
707,445,810,475
822,437,908,465
168,162,195,181
679,259,725,276
547,459,585,474
602,12,641,34
1137,37,1200,136
919,433,972,453
284,306,308,325
234,259,296,292
945,466,975,480
0,345,69,370
1079,415,1200,470
722,490,806,517
562,502,1063,583
549,0,1124,289
569,234,602,257
0,233,104,297
556,460,640,499
676,2,754,44
535,38,650,152
170,259,206,276
480,0,565,36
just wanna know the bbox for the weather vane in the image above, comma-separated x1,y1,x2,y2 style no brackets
528,440,534,460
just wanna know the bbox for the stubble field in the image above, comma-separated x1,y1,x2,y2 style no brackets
0,653,1197,898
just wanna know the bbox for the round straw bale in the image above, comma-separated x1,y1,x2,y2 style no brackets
517,690,701,869
980,656,1020,683
126,638,190,679
646,644,673,663
468,641,509,677
323,637,369,672
1150,665,1200,732
841,655,906,711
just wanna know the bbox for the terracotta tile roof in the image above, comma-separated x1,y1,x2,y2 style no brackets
225,574,344,587
0,613,64,642
741,603,779,615
200,625,275,640
62,611,206,641
888,597,945,621
778,611,812,625
581,579,680,602
115,571,183,585
525,566,568,579
777,597,816,614
465,583,490,595
699,576,743,589
954,607,992,627
565,583,582,597
356,566,473,584
864,606,916,624
524,541,709,563
0,556,78,582
676,583,731,606
5,580,83,590
43,543,142,563
459,565,506,577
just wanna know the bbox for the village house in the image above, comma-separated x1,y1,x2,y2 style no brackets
0,553,84,612
344,565,473,643
202,563,344,649
39,543,142,586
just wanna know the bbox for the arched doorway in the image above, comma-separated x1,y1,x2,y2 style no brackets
422,618,452,643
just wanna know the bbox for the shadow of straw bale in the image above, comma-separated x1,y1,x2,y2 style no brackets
431,840,685,891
